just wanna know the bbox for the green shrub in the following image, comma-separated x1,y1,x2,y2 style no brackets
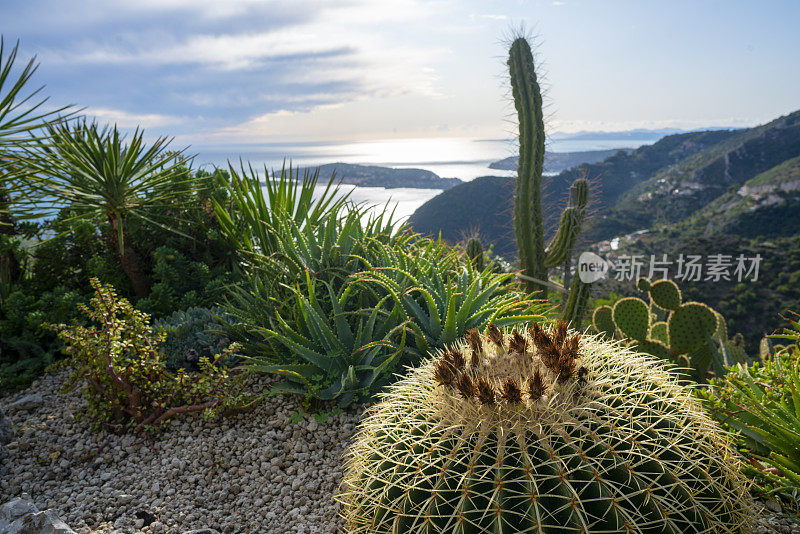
53,279,251,432
699,315,800,498
0,284,84,390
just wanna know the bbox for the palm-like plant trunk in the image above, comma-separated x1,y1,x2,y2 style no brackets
109,214,150,298
0,187,22,286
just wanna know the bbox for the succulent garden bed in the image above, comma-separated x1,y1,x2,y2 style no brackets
1,346,800,533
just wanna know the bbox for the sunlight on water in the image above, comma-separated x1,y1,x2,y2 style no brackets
206,136,652,223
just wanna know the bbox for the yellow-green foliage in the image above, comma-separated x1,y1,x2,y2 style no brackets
53,278,251,432
340,323,752,533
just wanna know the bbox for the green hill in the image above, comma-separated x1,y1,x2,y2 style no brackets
586,109,800,240
317,163,462,189
407,176,517,255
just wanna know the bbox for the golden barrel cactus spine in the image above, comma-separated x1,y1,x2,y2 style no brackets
339,322,752,533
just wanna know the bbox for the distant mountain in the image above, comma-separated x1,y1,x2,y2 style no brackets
586,109,800,241
409,127,744,256
489,149,634,173
317,163,461,190
548,126,740,141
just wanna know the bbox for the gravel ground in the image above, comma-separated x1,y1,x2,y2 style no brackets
1,370,363,533
2,369,800,534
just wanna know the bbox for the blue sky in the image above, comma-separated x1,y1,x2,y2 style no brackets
3,0,799,146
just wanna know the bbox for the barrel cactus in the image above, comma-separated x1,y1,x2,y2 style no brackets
340,322,752,533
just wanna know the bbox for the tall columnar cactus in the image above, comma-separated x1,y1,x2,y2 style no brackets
592,278,746,379
340,322,752,533
465,236,484,271
509,38,589,309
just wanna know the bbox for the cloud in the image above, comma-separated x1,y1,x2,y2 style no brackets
87,108,184,128
43,0,448,111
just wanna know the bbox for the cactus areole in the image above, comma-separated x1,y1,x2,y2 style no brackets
340,322,751,533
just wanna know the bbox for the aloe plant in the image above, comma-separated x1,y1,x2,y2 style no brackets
354,244,546,360
243,271,406,406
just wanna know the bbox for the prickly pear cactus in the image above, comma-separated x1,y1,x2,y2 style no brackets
465,237,485,271
340,322,752,533
592,278,746,378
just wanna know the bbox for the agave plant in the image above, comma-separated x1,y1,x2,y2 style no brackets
27,120,189,296
242,271,407,406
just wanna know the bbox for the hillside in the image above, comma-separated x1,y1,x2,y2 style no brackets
586,109,800,240
317,163,461,189
673,155,800,239
489,148,633,174
409,109,800,256
408,128,743,256
407,175,518,255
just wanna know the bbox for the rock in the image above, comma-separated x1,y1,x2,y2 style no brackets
182,529,221,534
766,499,783,513
0,494,76,533
4,393,43,414
0,407,13,443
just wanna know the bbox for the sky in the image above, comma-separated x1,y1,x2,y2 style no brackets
3,0,799,148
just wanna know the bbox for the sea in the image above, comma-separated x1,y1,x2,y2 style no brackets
192,136,656,222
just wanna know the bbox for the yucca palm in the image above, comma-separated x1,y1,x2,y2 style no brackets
0,37,72,284
213,160,349,262
29,120,189,296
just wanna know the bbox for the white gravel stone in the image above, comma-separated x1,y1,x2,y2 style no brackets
0,369,362,533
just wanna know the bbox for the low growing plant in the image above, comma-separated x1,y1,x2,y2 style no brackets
700,315,800,499
52,278,251,433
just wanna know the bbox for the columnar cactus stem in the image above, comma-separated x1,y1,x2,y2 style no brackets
509,37,590,312
509,37,547,295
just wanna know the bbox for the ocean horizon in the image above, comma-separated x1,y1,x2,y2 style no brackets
195,135,659,222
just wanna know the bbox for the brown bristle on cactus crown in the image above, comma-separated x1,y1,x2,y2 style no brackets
508,330,527,355
433,359,456,387
475,378,496,405
556,351,577,383
487,323,504,348
446,348,465,370
455,374,474,399
467,328,482,367
528,368,547,402
499,377,523,404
